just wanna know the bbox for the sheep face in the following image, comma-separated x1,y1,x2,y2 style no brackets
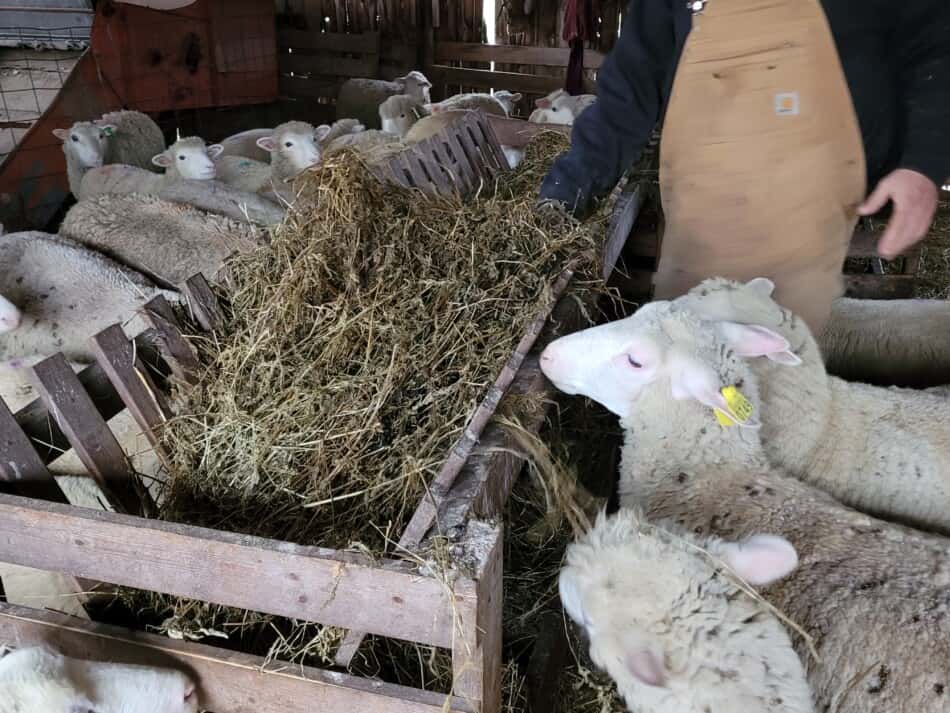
53,122,110,168
539,300,797,419
528,106,573,125
397,71,432,103
379,94,424,137
493,90,523,115
257,122,329,174
0,293,21,332
152,138,222,180
560,511,802,711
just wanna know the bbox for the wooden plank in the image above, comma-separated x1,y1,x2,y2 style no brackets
525,611,569,713
0,399,68,503
279,52,379,79
435,41,604,69
484,115,571,148
279,74,341,99
182,274,225,332
277,28,381,54
29,355,149,517
427,64,577,95
89,324,171,453
0,602,473,713
452,523,503,713
604,184,643,281
141,296,200,385
843,273,917,300
0,494,463,648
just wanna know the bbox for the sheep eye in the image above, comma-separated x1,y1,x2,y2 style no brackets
71,135,79,142
284,141,293,148
628,355,642,368
178,155,186,160
551,106,559,111
98,133,105,139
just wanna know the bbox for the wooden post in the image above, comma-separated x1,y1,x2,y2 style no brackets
0,399,69,503
451,522,503,713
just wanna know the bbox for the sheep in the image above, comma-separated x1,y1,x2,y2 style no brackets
214,121,331,199
59,194,264,287
425,92,510,117
378,94,427,137
539,300,950,713
560,508,812,713
0,231,178,363
492,90,523,116
322,130,408,162
336,70,433,130
215,119,366,163
529,89,596,125
817,297,950,388
0,646,198,713
53,110,165,196
403,110,467,143
78,136,222,200
672,277,950,535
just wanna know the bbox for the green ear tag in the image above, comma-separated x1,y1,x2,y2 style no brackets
102,126,115,137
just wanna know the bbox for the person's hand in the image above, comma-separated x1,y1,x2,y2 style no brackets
857,168,938,260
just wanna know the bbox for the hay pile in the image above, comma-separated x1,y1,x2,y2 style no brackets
123,134,607,665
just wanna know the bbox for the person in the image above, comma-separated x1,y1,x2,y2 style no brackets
539,0,950,260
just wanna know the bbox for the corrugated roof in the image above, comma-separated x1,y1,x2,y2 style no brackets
0,1,93,50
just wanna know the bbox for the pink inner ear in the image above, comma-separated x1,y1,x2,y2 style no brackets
626,650,667,687
535,98,551,109
718,322,793,359
720,535,798,585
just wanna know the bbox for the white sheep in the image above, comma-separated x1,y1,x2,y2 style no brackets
425,92,510,117
403,110,524,169
59,193,264,286
215,118,366,163
539,300,950,713
492,90,523,116
673,277,950,535
0,231,178,363
322,130,408,163
818,297,950,388
529,89,596,125
53,110,165,196
378,94,427,137
561,508,811,713
336,70,433,130
0,646,198,713
214,121,330,199
78,136,223,200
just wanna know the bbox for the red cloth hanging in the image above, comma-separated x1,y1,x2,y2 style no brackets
562,0,599,95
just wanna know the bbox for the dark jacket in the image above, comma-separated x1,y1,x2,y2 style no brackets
540,0,950,217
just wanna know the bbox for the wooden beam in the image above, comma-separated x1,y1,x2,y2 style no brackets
279,74,341,99
0,602,474,713
277,29,381,54
435,42,604,69
843,273,916,300
426,65,595,96
29,354,149,517
0,494,462,648
279,53,379,80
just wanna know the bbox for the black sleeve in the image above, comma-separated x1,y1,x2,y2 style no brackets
538,0,680,216
896,0,950,187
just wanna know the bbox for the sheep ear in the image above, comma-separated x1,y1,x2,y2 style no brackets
52,128,70,140
256,136,277,152
746,277,775,296
668,357,730,413
718,535,798,585
98,123,117,136
511,92,523,102
625,650,667,688
557,569,586,627
716,322,801,366
206,143,224,159
314,124,332,142
151,152,173,168
535,98,551,109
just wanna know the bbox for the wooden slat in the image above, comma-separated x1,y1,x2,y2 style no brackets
525,611,569,713
427,65,596,95
29,355,148,517
0,602,473,713
89,324,170,453
0,495,462,648
277,28,381,54
279,53,379,79
604,183,644,281
141,296,199,385
435,41,605,69
0,399,68,503
843,273,917,300
182,274,225,332
279,74,341,99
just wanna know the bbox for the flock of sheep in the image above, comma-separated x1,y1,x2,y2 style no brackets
540,277,950,712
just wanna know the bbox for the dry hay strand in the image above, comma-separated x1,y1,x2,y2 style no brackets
122,134,607,674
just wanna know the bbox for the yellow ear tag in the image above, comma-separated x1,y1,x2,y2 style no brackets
714,385,754,427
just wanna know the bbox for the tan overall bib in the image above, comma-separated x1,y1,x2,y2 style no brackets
655,0,866,333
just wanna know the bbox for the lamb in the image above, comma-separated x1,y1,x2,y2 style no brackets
492,90,523,116
53,110,165,196
336,70,432,130
0,231,178,363
404,110,525,168
59,194,264,287
672,277,950,535
818,297,950,388
425,92,510,117
529,88,596,125
560,508,812,713
0,646,198,713
78,136,222,199
539,301,950,713
214,120,330,199
322,130,408,162
215,118,366,163
378,94,427,137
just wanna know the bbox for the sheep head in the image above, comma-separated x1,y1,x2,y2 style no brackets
397,71,432,103
256,121,330,178
53,122,109,168
152,137,221,180
379,94,426,137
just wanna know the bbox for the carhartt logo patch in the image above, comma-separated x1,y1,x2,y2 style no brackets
774,92,800,116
